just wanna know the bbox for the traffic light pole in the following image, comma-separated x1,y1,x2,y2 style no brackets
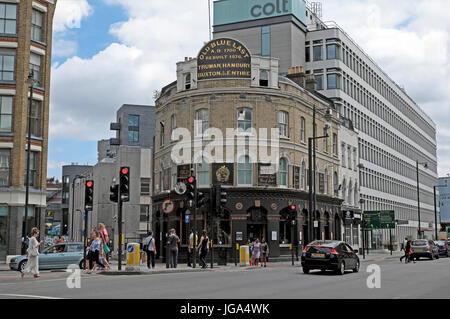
118,198,123,271
83,210,88,270
193,178,197,268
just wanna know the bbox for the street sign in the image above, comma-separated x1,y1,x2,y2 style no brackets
364,210,395,229
161,198,175,214
174,182,187,195
185,215,190,223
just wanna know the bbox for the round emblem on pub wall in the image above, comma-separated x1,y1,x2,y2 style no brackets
216,165,230,183
271,203,277,211
235,203,243,210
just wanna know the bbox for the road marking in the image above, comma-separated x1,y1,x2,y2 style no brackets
0,294,63,299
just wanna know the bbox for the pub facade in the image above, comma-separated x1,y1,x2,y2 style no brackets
152,38,344,261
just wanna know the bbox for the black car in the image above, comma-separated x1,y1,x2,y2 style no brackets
301,240,360,275
434,240,450,257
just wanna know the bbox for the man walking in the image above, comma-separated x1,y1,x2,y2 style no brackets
168,229,180,268
188,229,197,267
400,237,409,263
143,231,157,269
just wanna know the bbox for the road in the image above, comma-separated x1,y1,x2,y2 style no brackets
1,257,449,299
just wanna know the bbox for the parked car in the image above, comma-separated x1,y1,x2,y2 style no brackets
9,242,85,272
411,239,439,260
434,240,450,257
301,240,360,275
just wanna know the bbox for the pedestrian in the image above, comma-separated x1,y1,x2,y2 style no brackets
400,237,409,263
21,227,44,278
98,223,111,270
261,238,269,267
87,230,103,274
55,236,64,244
168,229,180,268
197,230,209,269
252,238,261,266
143,231,157,269
187,229,197,267
408,241,416,264
247,238,253,266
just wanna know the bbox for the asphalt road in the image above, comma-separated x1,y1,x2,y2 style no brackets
1,257,450,299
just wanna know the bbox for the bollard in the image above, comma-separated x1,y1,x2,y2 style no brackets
239,245,250,267
235,243,239,266
125,243,140,271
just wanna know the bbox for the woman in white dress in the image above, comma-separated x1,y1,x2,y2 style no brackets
21,227,43,278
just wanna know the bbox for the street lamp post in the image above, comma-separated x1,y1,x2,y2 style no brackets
308,105,331,244
22,71,37,253
416,160,428,239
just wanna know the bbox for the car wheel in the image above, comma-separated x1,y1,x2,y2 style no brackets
353,260,360,273
302,267,310,274
336,261,345,275
18,260,27,272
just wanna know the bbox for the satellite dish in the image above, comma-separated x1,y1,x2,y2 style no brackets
174,182,187,195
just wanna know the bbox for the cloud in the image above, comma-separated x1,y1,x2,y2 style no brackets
50,0,210,142
52,39,78,57
53,0,93,33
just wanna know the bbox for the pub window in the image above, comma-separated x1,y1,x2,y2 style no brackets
184,73,191,90
278,111,288,138
300,117,306,143
197,158,209,186
237,108,252,133
238,155,252,186
195,108,209,135
259,69,269,87
279,158,288,187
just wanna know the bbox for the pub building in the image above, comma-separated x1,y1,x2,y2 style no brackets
152,38,344,262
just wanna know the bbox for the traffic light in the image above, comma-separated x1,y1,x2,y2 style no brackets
110,184,119,203
119,167,130,202
84,180,94,211
185,176,195,201
197,191,206,208
289,205,296,222
219,187,227,206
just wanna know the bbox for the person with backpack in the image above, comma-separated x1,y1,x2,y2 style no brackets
197,230,209,269
143,231,157,269
261,237,269,267
168,229,180,268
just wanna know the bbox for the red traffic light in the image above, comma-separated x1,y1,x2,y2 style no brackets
121,167,128,175
290,205,296,211
187,176,194,184
86,181,93,188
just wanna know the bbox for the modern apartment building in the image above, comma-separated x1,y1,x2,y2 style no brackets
439,177,450,227
212,0,438,246
0,0,56,259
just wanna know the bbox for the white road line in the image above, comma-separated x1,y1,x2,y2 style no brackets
0,294,63,299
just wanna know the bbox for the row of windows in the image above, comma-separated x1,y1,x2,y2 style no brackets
341,142,357,171
305,39,340,62
0,149,38,187
360,168,434,207
339,39,435,139
0,96,41,136
341,101,436,174
340,71,435,155
0,52,43,87
0,4,44,43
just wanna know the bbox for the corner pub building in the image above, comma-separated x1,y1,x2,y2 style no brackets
152,38,345,261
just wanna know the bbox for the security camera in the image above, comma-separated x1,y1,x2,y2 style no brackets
324,122,332,130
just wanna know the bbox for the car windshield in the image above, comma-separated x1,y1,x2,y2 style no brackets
412,240,428,246
307,246,332,254
308,241,339,248
435,241,445,246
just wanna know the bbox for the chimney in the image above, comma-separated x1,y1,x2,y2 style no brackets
184,57,188,61
305,74,317,92
286,66,306,88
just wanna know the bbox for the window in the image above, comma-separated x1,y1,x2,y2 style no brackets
278,111,288,138
31,9,43,42
261,26,270,57
0,54,14,81
347,145,352,170
341,144,346,166
323,127,328,152
197,159,209,186
332,133,338,155
237,108,252,133
300,117,305,143
195,109,209,135
238,156,252,185
0,149,10,186
305,46,310,62
259,70,269,86
327,73,340,89
313,45,323,61
24,151,38,187
0,95,12,132
301,161,306,190
326,44,339,60
140,178,150,195
170,114,176,131
128,114,139,143
333,171,338,196
28,100,40,137
140,205,149,223
29,53,41,86
159,121,164,146
279,158,287,187
184,73,191,90
0,3,16,34
315,74,323,90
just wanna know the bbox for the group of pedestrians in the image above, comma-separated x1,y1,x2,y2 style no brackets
248,237,269,267
400,237,416,264
165,229,210,269
85,223,111,273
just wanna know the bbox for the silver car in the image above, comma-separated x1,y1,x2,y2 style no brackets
411,239,439,260
9,242,85,272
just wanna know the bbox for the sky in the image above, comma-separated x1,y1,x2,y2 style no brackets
48,0,450,180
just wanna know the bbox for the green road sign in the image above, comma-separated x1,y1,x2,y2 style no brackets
363,210,395,229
